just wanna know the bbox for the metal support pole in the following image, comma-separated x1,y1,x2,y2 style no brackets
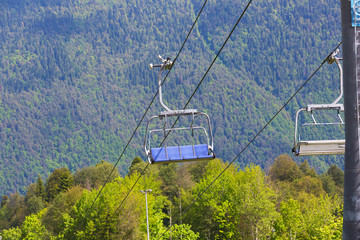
140,189,152,240
341,0,360,239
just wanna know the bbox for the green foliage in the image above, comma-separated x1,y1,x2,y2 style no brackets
45,167,73,202
42,185,84,236
327,164,344,187
294,175,325,197
0,156,344,239
20,209,49,239
63,170,167,239
213,200,237,239
74,160,120,190
36,175,44,199
269,154,303,182
180,160,279,239
1,209,49,240
1,227,21,240
272,194,342,239
320,164,344,197
188,161,209,184
158,164,179,201
0,193,26,230
299,160,317,177
25,196,45,216
273,199,304,240
163,224,200,240
321,173,342,197
299,194,342,239
1,195,9,208
128,157,147,176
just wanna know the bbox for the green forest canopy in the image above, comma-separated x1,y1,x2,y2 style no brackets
0,155,344,239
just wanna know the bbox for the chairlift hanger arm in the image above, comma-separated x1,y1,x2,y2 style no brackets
149,55,173,112
303,49,344,112
325,49,343,105
330,58,343,105
149,55,200,116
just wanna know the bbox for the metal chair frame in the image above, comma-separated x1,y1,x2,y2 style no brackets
292,50,345,156
145,56,215,163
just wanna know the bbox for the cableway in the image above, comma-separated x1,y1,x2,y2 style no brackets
71,0,342,237
72,0,210,236
113,0,255,222
155,41,343,239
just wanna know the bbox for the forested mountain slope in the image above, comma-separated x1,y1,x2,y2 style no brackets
0,0,343,195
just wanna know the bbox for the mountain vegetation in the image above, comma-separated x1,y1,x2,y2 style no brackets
0,0,344,197
0,156,344,239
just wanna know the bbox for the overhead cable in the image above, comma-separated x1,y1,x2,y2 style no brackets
73,0,209,236
156,41,343,239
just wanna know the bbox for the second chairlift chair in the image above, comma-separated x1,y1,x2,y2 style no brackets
292,49,345,156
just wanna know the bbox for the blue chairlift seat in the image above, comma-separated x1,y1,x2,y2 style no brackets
150,144,215,164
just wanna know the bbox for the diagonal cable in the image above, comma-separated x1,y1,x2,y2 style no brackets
159,0,254,148
156,41,343,239
73,0,209,235
112,0,209,218
114,0,253,227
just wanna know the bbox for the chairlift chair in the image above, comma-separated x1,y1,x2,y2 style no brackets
145,56,215,164
292,49,345,156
